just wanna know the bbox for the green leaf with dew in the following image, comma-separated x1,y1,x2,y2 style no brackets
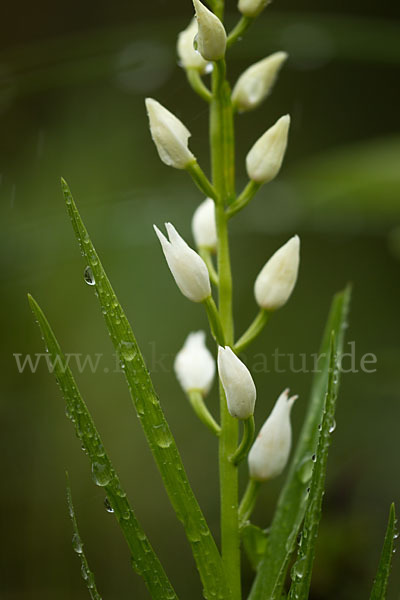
66,474,102,600
248,285,351,600
369,503,398,600
287,335,340,598
28,294,178,600
60,178,230,600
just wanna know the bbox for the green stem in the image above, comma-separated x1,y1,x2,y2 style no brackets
186,68,212,103
188,390,221,437
238,479,261,528
204,296,225,346
234,310,270,354
226,180,261,218
186,161,219,201
210,59,241,600
211,60,236,204
199,247,219,287
231,416,255,466
227,17,254,48
211,0,224,20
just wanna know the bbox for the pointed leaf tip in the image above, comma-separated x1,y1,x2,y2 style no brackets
369,501,398,600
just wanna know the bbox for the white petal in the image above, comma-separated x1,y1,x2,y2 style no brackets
238,0,271,18
177,19,209,72
232,52,288,112
246,115,290,183
146,98,195,169
192,198,217,250
254,235,300,310
154,223,211,303
248,389,297,481
218,346,256,419
193,0,227,61
174,331,216,394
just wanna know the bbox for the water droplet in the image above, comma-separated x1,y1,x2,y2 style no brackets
119,340,136,362
72,533,83,554
104,497,114,513
137,529,146,541
329,419,336,434
291,556,306,581
153,423,172,449
312,454,316,462
318,423,322,431
84,266,95,286
296,455,314,483
91,461,111,487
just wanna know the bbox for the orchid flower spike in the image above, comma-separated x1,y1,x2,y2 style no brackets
192,198,217,251
177,19,209,73
145,98,195,169
238,0,271,18
248,388,297,481
154,223,211,303
193,0,227,61
246,115,290,184
232,52,288,113
218,346,256,419
254,235,300,311
174,331,215,395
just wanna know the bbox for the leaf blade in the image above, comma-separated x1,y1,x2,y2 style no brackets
287,335,340,598
369,503,397,600
61,179,230,600
28,294,178,600
66,474,103,600
248,286,351,600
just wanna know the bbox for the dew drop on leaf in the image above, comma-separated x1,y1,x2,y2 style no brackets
72,533,83,554
84,266,95,286
104,497,114,513
91,461,111,487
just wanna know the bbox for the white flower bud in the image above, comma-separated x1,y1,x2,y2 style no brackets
254,235,300,311
246,115,290,184
177,19,210,73
154,222,211,303
193,0,227,61
218,346,256,420
174,331,215,395
232,52,288,112
145,98,195,169
192,198,217,251
248,389,297,481
238,0,271,18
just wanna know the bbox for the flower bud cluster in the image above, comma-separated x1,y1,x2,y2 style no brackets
146,0,301,486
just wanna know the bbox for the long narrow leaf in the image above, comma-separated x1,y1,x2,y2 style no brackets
287,335,339,598
66,474,103,600
369,503,397,600
61,179,230,600
249,286,351,600
28,294,178,600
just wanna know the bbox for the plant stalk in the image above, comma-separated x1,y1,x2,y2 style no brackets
210,59,241,600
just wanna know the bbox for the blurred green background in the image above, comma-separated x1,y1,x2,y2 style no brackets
1,0,400,598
